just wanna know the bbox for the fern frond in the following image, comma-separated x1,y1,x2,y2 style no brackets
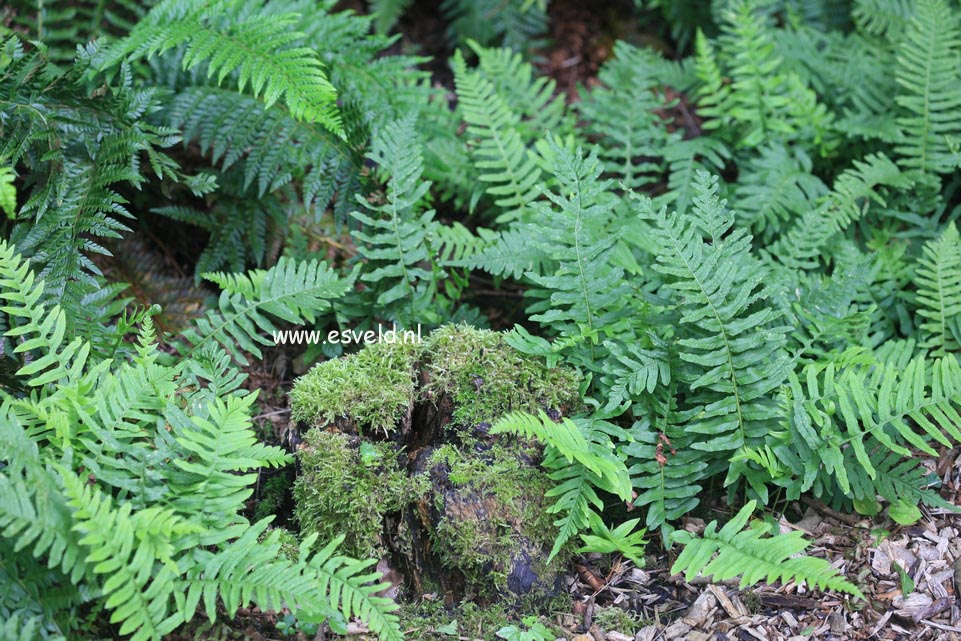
766,153,907,272
579,42,682,190
97,0,344,137
672,501,863,597
176,256,352,364
646,171,792,455
351,113,446,326
853,0,915,37
914,222,961,354
490,411,632,559
59,469,195,641
894,0,961,174
0,241,89,388
455,226,551,279
441,0,548,52
625,416,708,534
169,394,290,529
452,48,542,223
734,144,828,241
0,164,15,218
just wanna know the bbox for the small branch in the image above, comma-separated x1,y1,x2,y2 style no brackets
800,496,861,527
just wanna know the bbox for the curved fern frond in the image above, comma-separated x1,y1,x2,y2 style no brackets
177,256,352,364
451,48,542,223
96,0,344,137
894,0,961,174
766,153,907,272
914,222,961,354
671,500,864,598
490,411,632,559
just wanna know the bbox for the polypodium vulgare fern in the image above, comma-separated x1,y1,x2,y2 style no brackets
671,501,863,598
0,240,402,640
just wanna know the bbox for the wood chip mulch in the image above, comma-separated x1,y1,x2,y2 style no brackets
563,450,961,641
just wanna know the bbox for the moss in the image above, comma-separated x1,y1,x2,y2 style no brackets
425,439,569,601
593,606,646,637
289,324,581,600
398,600,519,641
421,324,580,430
294,430,424,559
263,527,301,562
290,339,421,436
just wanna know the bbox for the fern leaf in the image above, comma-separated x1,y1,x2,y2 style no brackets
177,256,352,364
915,222,961,354
452,48,542,223
0,164,15,219
672,501,863,598
646,171,792,454
97,0,344,137
894,0,961,174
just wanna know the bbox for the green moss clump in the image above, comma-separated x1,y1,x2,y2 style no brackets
422,325,580,430
290,340,421,436
425,440,568,601
294,430,422,559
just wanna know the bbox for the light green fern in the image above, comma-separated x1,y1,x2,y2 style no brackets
672,501,863,598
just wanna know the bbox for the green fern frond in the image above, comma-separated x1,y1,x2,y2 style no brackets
177,256,352,364
646,171,792,454
625,416,708,535
579,42,682,191
789,354,961,507
0,164,15,219
0,241,88,388
59,470,194,640
914,222,961,354
894,0,961,174
766,153,907,272
734,143,828,241
452,48,543,223
97,0,344,137
370,0,415,34
490,411,632,559
351,113,447,326
853,0,915,37
441,0,548,52
170,393,290,529
577,513,647,568
672,501,863,598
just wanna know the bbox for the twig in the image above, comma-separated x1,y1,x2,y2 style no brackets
800,496,861,527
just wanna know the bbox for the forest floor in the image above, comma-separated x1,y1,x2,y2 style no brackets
153,2,961,639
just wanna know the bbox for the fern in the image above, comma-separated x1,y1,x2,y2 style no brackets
351,114,451,327
644,171,792,456
451,48,543,223
894,0,961,174
176,256,352,364
672,501,863,597
0,165,15,219
785,353,961,519
441,0,548,52
766,153,907,272
578,42,682,191
96,0,344,137
914,222,961,354
694,0,836,153
489,411,632,560
0,240,403,640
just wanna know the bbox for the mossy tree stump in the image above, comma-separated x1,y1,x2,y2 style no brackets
290,324,580,603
